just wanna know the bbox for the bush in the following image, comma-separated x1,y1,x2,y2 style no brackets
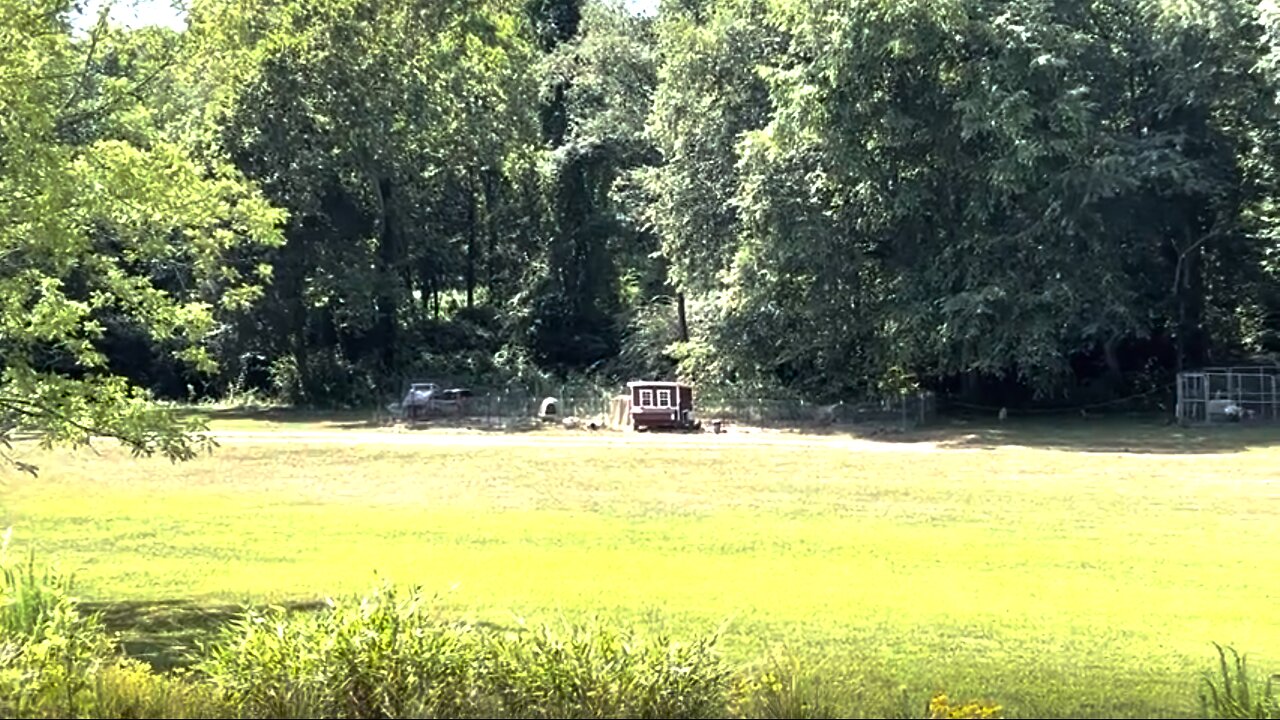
0,553,739,720
0,549,86,639
0,539,234,719
202,587,732,719
486,618,729,719
200,582,487,718
0,543,113,718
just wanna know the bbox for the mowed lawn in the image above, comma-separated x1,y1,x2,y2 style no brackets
2,418,1278,717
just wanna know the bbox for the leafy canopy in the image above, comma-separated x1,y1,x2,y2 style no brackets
0,0,285,470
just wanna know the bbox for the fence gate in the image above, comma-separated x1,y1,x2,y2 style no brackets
1176,372,1207,423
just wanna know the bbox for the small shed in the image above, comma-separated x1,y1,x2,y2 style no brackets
626,380,699,431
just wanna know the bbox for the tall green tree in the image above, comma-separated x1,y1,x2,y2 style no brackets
202,0,540,401
649,0,1280,401
519,0,663,372
643,0,780,386
0,0,284,468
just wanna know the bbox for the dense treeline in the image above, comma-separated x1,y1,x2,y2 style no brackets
654,0,1280,404
4,0,1280,447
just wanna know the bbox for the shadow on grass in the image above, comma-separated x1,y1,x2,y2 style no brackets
81,598,327,671
198,407,378,427
379,417,555,433
198,407,553,433
874,415,1280,454
82,598,521,672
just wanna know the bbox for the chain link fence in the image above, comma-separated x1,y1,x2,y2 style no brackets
382,379,613,429
695,390,936,431
463,386,613,427
385,378,935,432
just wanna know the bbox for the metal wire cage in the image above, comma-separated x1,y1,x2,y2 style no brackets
1176,367,1280,424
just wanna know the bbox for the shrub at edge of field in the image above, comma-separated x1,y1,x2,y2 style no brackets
198,584,732,719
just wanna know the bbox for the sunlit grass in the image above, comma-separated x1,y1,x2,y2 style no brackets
2,419,1278,717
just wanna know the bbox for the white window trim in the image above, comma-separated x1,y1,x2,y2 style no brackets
639,389,654,407
657,389,672,408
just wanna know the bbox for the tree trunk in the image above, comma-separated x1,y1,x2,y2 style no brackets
374,176,398,369
484,169,500,305
466,175,477,309
292,342,309,403
1176,286,1186,375
1172,225,1208,374
962,368,981,400
1186,244,1205,368
419,258,432,317
1103,334,1123,388
676,291,689,343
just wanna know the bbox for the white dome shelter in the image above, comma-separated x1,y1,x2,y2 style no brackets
538,396,559,421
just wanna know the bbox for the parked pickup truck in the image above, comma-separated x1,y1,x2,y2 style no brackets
388,383,473,423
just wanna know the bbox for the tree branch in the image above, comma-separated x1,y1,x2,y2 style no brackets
0,394,125,442
0,393,172,457
56,45,179,137
1169,220,1229,294
61,3,109,114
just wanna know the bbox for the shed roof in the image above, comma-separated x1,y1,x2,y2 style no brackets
626,380,689,388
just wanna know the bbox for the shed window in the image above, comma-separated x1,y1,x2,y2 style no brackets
657,389,672,407
638,389,654,407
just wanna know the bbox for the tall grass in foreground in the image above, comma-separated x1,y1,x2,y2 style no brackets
1201,643,1280,719
727,652,865,718
201,583,730,718
0,534,110,717
0,532,227,718
1,545,1270,718
201,584,489,718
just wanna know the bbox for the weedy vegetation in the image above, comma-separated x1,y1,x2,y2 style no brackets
2,420,1278,716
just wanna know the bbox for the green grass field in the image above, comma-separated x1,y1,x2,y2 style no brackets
2,416,1278,717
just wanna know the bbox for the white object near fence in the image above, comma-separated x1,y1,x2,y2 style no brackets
1176,366,1280,424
